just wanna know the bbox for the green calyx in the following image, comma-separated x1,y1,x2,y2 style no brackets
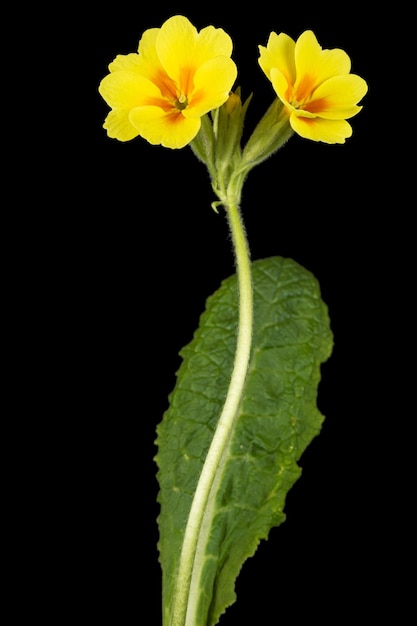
190,91,294,211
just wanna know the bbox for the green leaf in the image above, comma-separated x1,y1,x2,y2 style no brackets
156,256,333,626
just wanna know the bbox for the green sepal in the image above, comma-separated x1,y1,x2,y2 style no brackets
191,96,295,212
214,88,252,177
239,98,294,174
191,91,253,211
190,114,216,180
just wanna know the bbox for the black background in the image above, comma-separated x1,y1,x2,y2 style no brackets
32,3,409,624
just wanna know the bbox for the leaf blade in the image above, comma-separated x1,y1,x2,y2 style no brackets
156,256,333,626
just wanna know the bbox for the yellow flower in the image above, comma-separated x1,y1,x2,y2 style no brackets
258,30,368,144
99,15,237,149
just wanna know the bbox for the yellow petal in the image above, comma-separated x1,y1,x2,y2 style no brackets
132,28,178,100
294,31,352,100
136,29,164,78
108,53,142,74
129,105,201,148
99,71,167,109
290,113,353,143
156,16,234,94
258,32,296,85
270,67,292,107
155,16,198,87
195,24,234,60
137,28,160,65
307,74,368,119
103,109,140,141
187,56,237,117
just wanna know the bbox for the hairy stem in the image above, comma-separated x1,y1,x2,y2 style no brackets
170,193,253,626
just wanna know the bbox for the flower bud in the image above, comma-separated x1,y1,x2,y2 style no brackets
224,91,242,116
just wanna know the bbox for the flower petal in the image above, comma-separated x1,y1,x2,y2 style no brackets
136,28,161,73
258,32,296,85
155,15,198,87
129,105,201,148
195,24,234,61
99,71,164,109
133,28,178,99
307,74,368,119
102,109,140,141
290,114,353,143
294,30,352,99
270,67,292,107
187,56,237,117
156,16,235,95
108,53,142,74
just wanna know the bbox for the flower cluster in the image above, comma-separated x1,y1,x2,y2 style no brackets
99,15,367,149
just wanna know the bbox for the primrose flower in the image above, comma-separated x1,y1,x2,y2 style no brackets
258,30,368,143
99,15,237,149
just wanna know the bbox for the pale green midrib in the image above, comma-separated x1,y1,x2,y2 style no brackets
187,263,328,622
184,261,303,625
186,199,252,626
170,195,252,626
184,333,274,624
185,401,243,625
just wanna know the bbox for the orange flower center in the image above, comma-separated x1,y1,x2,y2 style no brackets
175,94,188,111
